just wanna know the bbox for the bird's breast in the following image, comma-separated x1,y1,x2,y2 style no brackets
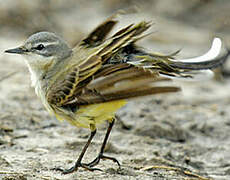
34,81,55,116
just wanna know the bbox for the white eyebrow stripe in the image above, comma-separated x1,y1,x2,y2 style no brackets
173,37,222,63
35,41,58,47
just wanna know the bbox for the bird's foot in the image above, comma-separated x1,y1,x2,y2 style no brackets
83,153,120,168
52,162,102,174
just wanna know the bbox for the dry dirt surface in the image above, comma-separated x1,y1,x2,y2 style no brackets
1,1,230,180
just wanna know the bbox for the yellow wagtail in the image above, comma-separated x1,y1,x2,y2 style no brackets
5,15,230,174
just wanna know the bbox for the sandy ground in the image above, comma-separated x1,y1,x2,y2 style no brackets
1,1,230,179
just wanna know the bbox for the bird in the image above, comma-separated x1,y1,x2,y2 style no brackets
4,14,230,174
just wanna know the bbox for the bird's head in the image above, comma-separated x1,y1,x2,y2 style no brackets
5,32,73,87
5,31,72,72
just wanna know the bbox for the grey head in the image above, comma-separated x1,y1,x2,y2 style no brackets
5,32,72,60
5,32,73,87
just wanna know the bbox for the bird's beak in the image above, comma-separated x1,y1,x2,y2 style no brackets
4,46,27,54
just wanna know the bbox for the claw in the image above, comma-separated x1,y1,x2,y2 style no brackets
52,166,77,174
84,154,121,168
52,163,103,174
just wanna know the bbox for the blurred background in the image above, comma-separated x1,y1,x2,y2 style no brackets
1,1,230,179
0,0,230,46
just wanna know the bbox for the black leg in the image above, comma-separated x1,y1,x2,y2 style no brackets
53,125,101,174
83,118,120,168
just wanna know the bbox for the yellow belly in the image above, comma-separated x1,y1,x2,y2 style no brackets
55,100,127,128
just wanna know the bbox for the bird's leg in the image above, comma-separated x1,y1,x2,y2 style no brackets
53,124,101,174
83,118,120,168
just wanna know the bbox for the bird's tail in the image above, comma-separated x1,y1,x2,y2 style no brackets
127,38,230,80
170,49,230,70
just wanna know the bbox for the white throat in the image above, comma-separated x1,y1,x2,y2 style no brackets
23,54,54,99
24,60,42,87
24,58,55,116
23,54,54,87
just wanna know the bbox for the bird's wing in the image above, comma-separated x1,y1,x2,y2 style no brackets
75,64,180,105
80,16,118,47
46,20,180,107
47,61,180,107
46,54,102,106
73,19,152,66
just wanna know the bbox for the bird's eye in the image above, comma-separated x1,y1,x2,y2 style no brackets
35,44,45,50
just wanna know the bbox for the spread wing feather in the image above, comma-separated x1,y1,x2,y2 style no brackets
80,14,118,47
48,63,180,106
47,55,102,106
74,66,180,105
46,17,230,108
47,20,157,107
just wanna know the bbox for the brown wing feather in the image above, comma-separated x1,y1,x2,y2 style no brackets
63,65,180,105
97,21,151,61
47,20,179,107
46,55,102,106
80,15,118,47
89,65,169,91
94,63,131,78
75,86,180,105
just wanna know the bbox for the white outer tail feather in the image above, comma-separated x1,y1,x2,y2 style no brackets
175,37,222,63
162,37,223,81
